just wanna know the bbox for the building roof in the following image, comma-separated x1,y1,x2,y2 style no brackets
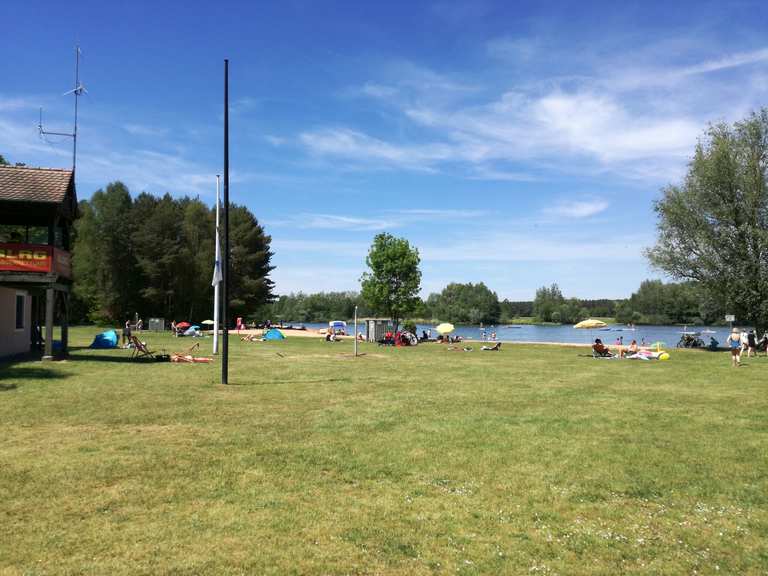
0,165,74,204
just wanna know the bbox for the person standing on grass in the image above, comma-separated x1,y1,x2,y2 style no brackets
747,330,757,358
727,328,742,367
123,319,132,347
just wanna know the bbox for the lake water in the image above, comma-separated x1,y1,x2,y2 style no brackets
298,322,730,347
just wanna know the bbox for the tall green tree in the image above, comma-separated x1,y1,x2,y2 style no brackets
71,185,274,324
648,109,768,331
72,182,138,322
228,204,275,320
0,154,8,165
427,282,500,324
532,283,565,322
360,233,421,330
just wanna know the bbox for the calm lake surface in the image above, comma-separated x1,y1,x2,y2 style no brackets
300,322,731,346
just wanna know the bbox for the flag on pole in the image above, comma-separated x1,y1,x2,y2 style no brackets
212,209,222,286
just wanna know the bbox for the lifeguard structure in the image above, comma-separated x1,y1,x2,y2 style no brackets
0,165,77,359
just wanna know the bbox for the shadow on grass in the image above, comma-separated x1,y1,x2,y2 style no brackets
66,352,157,364
0,366,71,388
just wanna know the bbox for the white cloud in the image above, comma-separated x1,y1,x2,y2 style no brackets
545,199,609,219
264,134,286,146
270,264,366,295
612,46,768,91
323,46,768,182
304,89,700,178
299,127,453,170
81,148,215,196
681,47,768,76
270,238,368,258
271,208,490,232
297,213,399,231
420,231,650,263
123,123,168,137
390,208,489,220
361,83,399,99
0,96,41,112
486,36,538,61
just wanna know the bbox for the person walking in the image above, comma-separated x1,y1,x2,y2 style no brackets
747,330,757,358
726,328,742,367
122,319,132,347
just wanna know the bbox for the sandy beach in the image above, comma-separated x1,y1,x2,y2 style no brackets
235,328,611,348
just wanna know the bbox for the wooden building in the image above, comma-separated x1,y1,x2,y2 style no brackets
0,166,77,359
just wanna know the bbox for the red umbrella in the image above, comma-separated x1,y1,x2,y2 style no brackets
176,321,191,329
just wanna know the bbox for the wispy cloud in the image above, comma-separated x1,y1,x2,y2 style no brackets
296,213,399,231
610,46,768,91
360,83,399,99
299,127,453,171
272,208,490,232
0,96,42,112
323,45,768,182
486,36,538,61
123,123,168,137
420,231,650,263
545,199,609,219
82,148,215,196
271,238,369,258
264,134,286,146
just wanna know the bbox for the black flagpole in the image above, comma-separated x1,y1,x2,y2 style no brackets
222,59,230,385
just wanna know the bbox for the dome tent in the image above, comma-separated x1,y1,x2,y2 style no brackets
263,328,285,340
90,329,118,349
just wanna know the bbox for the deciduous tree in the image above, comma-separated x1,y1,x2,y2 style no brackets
360,233,421,330
648,109,768,331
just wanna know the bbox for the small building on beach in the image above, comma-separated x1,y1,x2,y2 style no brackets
0,166,77,359
361,318,394,342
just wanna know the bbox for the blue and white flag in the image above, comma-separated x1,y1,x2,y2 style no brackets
212,232,222,286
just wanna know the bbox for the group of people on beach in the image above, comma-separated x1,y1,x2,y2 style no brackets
725,328,768,366
593,338,650,359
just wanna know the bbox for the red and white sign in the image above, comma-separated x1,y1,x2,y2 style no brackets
0,243,72,279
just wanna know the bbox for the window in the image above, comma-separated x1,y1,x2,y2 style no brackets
15,293,25,330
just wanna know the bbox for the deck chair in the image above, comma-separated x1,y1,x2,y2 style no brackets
481,342,502,351
130,335,156,360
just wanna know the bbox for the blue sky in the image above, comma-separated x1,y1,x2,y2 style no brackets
3,1,767,300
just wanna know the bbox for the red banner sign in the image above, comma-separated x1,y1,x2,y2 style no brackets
0,243,72,279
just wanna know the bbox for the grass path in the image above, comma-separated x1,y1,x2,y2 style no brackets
1,328,767,575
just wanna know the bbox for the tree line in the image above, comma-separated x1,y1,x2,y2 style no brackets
70,182,274,324
13,108,768,331
266,278,728,327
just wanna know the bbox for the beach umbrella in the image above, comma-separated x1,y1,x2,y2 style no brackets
176,321,191,329
201,320,215,325
574,318,608,347
436,323,455,335
573,319,607,329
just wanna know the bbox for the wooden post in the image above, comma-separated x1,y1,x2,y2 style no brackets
61,291,69,356
43,287,54,360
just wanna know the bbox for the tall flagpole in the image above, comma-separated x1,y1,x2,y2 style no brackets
222,59,230,385
212,175,221,354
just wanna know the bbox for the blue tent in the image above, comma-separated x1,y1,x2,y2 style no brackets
90,329,118,349
264,328,285,340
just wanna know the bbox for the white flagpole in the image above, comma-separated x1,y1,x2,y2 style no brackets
213,175,221,354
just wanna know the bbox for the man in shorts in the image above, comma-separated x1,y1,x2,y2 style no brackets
726,329,742,367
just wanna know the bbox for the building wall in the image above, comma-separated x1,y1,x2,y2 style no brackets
0,286,31,358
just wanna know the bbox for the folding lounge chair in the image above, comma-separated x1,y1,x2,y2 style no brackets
130,335,156,360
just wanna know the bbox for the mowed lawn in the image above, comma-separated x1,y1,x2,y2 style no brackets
1,328,767,575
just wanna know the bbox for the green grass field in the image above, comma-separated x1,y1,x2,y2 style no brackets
1,328,767,575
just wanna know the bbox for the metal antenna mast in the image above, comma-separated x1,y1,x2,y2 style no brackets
39,45,86,175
